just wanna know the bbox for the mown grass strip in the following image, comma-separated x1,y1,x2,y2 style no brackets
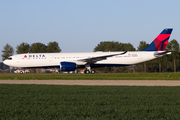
0,72,180,80
0,84,180,119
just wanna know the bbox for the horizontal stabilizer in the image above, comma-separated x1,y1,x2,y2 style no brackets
154,51,171,57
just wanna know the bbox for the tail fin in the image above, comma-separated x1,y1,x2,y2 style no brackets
141,28,173,51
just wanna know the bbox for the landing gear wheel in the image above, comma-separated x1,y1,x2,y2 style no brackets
84,70,90,74
91,70,95,74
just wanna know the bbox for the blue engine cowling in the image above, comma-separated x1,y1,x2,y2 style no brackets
60,62,76,71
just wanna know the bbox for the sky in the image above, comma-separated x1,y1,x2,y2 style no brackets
1,0,180,62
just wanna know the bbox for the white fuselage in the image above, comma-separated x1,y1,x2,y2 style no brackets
3,51,163,68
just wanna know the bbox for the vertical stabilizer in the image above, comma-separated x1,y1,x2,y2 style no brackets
142,28,173,51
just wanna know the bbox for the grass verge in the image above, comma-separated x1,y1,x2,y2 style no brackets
0,72,180,80
0,84,180,119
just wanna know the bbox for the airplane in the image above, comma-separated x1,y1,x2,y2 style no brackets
3,28,173,74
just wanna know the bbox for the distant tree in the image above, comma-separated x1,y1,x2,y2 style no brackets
30,42,47,53
137,41,149,51
1,43,14,72
94,41,120,52
166,39,179,51
46,41,61,53
166,39,179,72
122,43,135,51
93,41,135,52
16,42,30,54
1,43,14,61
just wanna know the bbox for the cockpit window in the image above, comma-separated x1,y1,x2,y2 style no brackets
7,57,12,60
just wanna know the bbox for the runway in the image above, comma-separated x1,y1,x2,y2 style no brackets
0,80,180,86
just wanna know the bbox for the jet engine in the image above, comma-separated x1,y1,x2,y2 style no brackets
60,62,76,71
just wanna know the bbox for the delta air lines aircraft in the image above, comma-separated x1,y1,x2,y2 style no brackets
3,28,173,73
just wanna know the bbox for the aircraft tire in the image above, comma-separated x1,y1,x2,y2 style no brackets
91,70,95,74
84,70,90,74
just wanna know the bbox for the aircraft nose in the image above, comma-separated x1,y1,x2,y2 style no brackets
3,60,7,65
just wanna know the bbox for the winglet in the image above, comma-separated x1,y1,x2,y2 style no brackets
141,28,173,51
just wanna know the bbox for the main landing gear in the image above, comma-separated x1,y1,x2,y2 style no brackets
84,64,95,74
84,69,95,74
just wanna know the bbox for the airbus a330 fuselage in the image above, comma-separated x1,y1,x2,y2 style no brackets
3,51,170,68
3,28,173,73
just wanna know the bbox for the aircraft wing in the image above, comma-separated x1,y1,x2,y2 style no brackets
78,51,127,64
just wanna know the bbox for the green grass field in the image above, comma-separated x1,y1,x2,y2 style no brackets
0,72,180,80
0,84,180,119
0,73,180,80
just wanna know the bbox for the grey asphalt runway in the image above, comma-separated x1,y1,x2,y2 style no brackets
0,80,180,86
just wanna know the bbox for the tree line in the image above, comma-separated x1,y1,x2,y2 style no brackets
1,39,180,73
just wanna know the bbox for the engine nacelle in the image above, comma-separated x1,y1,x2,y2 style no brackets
60,62,76,71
